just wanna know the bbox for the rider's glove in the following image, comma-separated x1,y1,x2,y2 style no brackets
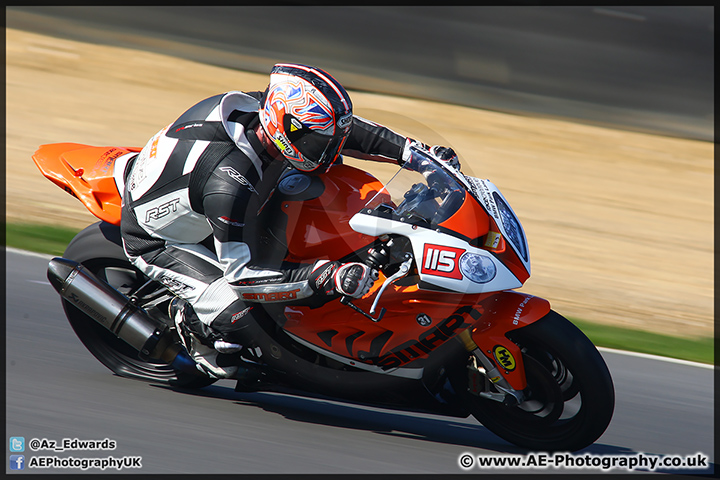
430,145,461,171
401,139,461,171
400,139,430,169
309,260,379,299
336,262,379,298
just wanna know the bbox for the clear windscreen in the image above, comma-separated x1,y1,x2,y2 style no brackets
362,147,467,228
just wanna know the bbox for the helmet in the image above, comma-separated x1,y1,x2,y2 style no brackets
259,63,353,172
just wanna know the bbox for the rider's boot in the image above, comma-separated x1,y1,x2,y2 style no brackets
169,297,241,379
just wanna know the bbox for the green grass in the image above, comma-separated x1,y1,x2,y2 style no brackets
570,318,713,365
6,222,80,256
5,222,714,365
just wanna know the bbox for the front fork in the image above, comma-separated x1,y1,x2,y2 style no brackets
458,291,551,405
458,330,526,406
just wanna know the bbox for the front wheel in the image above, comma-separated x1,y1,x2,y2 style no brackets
458,310,614,452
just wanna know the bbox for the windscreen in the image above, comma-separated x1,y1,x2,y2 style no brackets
362,149,468,229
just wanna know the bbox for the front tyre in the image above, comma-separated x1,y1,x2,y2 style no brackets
460,310,614,452
61,222,214,389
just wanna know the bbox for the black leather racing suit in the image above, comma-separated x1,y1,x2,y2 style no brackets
120,91,410,344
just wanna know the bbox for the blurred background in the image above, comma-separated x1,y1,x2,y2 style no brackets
7,6,714,141
5,6,714,338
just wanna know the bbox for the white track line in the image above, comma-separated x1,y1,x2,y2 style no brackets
598,347,713,369
7,246,53,260
8,248,714,369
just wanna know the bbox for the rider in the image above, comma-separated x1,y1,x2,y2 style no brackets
120,63,459,379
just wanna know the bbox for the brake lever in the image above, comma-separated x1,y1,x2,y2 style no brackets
370,253,413,315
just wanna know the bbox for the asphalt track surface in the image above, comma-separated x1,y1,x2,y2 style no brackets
7,6,713,141
5,249,715,475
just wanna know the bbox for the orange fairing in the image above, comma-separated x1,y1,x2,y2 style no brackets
437,193,490,241
439,193,530,286
32,143,139,226
283,281,488,369
470,292,551,390
282,164,389,261
282,284,550,389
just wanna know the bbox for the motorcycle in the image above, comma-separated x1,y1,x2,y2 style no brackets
33,141,614,452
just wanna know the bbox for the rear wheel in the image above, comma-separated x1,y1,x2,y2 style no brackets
61,222,214,388
458,310,614,452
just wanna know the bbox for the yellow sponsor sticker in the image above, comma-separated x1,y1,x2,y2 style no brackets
492,345,516,371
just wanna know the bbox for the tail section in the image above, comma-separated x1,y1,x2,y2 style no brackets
32,143,140,225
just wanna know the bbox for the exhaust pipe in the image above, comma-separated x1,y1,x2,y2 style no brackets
47,257,188,367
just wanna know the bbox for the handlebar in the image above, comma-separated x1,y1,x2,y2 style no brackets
339,247,414,322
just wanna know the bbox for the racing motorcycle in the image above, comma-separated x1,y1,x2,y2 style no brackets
33,141,614,452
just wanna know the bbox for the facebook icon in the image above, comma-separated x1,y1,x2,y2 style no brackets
10,455,25,470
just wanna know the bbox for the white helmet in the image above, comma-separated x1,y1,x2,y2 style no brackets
259,63,353,172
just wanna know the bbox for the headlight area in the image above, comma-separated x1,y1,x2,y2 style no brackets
459,252,497,284
493,192,528,262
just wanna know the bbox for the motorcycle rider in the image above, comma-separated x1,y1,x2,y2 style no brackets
120,63,459,379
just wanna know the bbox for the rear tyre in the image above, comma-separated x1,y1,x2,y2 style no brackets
459,310,614,452
61,222,214,389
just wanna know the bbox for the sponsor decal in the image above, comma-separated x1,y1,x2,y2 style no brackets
512,295,532,325
160,275,195,295
466,176,499,219
273,132,295,156
336,112,353,131
148,125,170,161
314,263,336,289
145,198,181,222
175,122,203,132
128,151,150,191
484,231,502,249
242,288,302,302
465,175,480,199
421,244,465,280
290,117,303,132
231,306,253,324
492,344,517,371
233,277,279,287
93,148,124,174
217,216,245,227
416,313,432,327
219,166,258,194
68,293,108,326
480,181,499,218
372,305,481,369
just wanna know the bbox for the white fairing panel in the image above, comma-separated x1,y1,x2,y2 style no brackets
349,146,530,293
349,213,522,293
112,152,137,201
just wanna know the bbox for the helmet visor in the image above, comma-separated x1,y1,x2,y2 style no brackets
285,115,347,165
295,131,346,165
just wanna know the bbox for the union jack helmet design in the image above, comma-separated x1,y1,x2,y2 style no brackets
259,63,353,172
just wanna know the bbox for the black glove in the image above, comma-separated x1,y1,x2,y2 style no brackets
309,260,379,299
